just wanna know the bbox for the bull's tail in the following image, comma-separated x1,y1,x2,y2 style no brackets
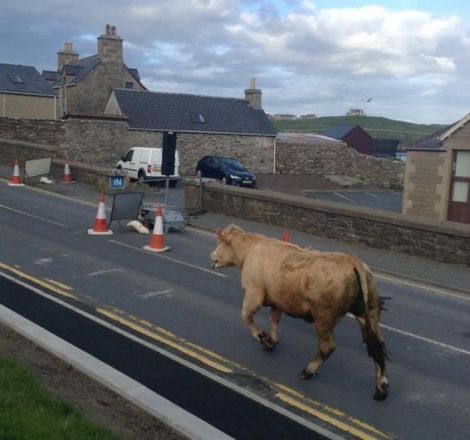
353,265,389,362
353,264,370,325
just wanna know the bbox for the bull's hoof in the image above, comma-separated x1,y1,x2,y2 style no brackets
373,385,389,401
300,368,317,380
258,332,276,351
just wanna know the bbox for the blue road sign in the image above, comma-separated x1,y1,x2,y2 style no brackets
109,175,125,190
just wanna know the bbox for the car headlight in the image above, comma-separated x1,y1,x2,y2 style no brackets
230,175,241,179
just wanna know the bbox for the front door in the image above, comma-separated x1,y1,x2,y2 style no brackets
447,150,470,224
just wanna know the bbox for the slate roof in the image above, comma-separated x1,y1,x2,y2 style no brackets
111,89,277,136
59,55,100,85
0,63,55,96
323,124,357,139
407,124,453,151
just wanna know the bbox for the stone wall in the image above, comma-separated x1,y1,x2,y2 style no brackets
0,117,66,145
186,181,470,265
276,139,405,189
61,117,129,167
0,116,403,188
403,150,446,220
124,130,275,175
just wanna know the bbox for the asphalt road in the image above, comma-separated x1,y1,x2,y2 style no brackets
0,181,469,439
304,190,403,213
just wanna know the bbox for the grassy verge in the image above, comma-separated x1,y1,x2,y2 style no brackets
0,356,120,440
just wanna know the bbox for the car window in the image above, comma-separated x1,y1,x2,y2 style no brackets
221,158,246,171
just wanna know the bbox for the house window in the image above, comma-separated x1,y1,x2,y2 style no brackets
9,74,24,84
125,82,134,89
191,111,205,123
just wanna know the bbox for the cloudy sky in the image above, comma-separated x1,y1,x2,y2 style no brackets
2,0,470,124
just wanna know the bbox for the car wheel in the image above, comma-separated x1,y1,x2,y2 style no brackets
196,169,202,178
137,170,146,184
221,176,229,185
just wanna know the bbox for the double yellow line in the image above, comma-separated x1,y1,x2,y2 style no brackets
0,262,393,440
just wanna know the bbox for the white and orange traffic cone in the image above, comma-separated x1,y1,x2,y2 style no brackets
282,230,290,242
62,159,75,184
88,193,113,235
8,159,25,187
143,204,170,252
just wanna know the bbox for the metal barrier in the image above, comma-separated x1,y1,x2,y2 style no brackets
23,157,52,182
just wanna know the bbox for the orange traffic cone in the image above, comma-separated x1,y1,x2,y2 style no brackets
282,230,290,242
88,193,113,235
8,159,25,187
62,159,75,184
143,204,170,252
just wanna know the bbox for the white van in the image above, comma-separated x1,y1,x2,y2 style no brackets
116,147,180,182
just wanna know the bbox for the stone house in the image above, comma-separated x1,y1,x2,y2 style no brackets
43,25,146,117
103,81,277,174
0,63,56,119
403,114,470,224
323,124,374,155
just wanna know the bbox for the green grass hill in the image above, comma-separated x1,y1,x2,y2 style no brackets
271,115,445,147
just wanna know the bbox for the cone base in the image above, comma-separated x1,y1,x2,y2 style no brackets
8,182,25,187
88,229,113,236
61,179,77,184
143,245,171,253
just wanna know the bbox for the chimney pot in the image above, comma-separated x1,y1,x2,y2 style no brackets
106,24,111,34
250,77,256,89
111,26,116,35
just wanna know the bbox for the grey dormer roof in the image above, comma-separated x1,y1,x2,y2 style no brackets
323,124,357,139
0,63,55,96
111,89,277,136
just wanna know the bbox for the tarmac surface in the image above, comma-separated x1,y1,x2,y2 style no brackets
1,164,470,439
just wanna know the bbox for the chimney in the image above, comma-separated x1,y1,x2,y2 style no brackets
57,42,79,71
244,77,262,110
98,24,123,64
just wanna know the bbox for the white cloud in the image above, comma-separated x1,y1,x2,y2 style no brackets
2,1,470,123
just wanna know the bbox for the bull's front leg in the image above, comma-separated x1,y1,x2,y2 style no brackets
241,291,276,351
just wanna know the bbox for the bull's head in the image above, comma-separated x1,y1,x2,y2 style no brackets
210,226,242,268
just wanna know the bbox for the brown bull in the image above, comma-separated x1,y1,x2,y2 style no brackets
211,225,389,400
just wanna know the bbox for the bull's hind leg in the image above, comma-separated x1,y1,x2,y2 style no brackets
355,313,389,400
269,307,282,346
301,314,336,379
241,291,276,351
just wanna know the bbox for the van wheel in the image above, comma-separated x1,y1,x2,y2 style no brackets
137,170,146,184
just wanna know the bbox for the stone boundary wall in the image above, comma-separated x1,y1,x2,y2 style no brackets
276,140,405,189
186,181,470,265
0,116,275,175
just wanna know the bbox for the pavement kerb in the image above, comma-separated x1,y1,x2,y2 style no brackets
0,300,233,440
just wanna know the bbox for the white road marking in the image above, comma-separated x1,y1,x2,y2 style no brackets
333,192,356,203
380,323,470,357
34,258,53,266
139,289,174,299
0,203,69,228
108,239,228,278
346,313,470,356
186,226,217,236
86,268,124,278
365,192,382,199
375,272,470,301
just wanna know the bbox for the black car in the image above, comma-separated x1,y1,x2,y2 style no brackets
196,156,256,187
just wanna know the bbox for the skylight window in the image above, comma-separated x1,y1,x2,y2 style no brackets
9,74,24,84
191,112,205,123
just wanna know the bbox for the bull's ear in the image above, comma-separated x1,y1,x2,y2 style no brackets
216,229,227,242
